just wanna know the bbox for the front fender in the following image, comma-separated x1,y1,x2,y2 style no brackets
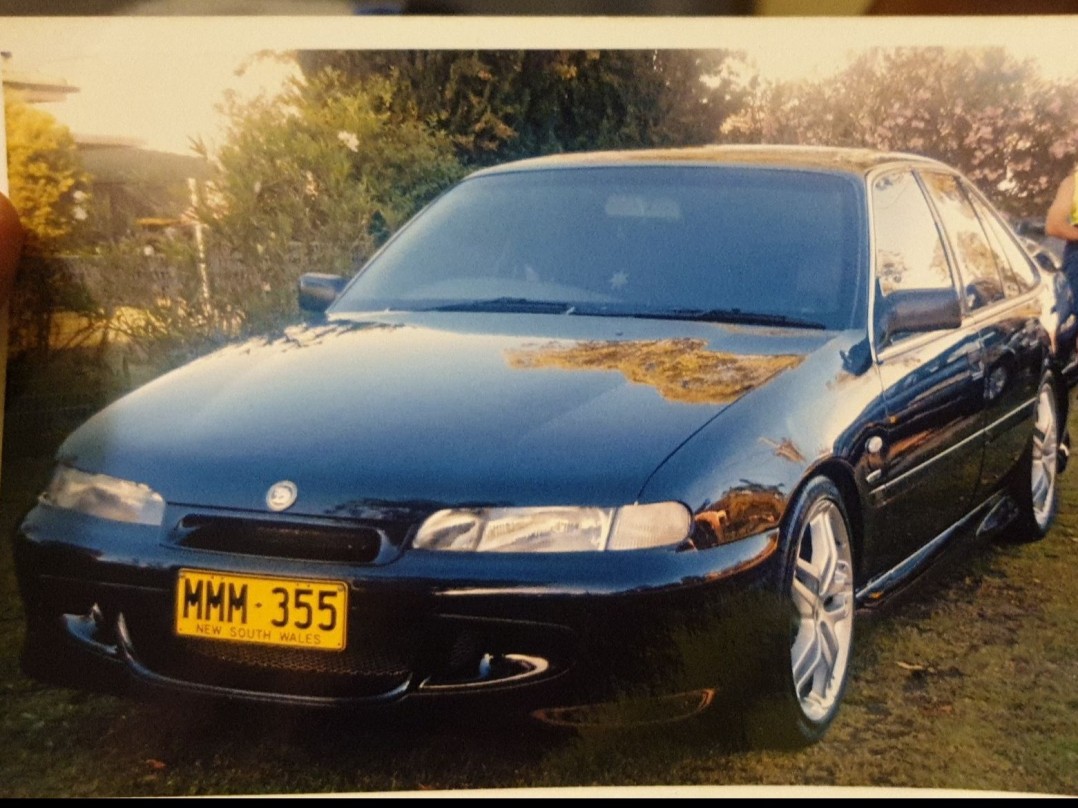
638,330,886,568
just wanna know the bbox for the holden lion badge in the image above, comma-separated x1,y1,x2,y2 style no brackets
266,480,298,512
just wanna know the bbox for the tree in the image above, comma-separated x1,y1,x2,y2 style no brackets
4,95,88,249
192,71,463,334
722,47,1078,217
297,50,750,165
4,95,91,359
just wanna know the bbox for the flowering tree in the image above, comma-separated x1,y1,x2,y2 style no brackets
723,47,1078,217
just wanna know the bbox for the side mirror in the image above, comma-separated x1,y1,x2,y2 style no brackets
879,288,962,346
298,273,347,313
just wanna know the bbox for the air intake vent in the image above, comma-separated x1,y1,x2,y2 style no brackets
177,516,385,565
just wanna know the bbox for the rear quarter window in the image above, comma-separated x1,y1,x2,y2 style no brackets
968,189,1040,295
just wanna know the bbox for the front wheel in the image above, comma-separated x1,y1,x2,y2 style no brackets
1012,373,1062,542
745,476,856,748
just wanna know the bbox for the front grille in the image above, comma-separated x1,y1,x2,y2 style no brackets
176,515,386,565
185,637,409,678
122,610,415,699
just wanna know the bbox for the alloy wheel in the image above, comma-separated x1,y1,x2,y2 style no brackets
1031,384,1059,532
789,498,855,723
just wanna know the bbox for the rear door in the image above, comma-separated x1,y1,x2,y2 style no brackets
919,172,1046,498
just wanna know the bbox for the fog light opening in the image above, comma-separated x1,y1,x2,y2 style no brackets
483,652,547,682
60,603,121,659
419,651,551,691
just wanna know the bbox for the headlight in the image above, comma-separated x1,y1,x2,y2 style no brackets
43,465,166,526
413,502,691,553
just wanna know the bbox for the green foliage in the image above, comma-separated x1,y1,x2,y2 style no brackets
297,50,750,165
79,236,228,369
723,47,1078,217
193,72,463,334
4,95,92,360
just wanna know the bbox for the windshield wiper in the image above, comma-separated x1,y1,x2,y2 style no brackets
421,300,828,329
424,297,577,315
629,307,828,330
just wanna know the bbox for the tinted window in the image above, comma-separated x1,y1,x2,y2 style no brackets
968,190,1039,294
872,170,953,295
963,190,1023,297
333,167,866,330
920,172,1005,311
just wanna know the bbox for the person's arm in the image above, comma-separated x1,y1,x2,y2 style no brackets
0,192,23,304
1046,173,1078,242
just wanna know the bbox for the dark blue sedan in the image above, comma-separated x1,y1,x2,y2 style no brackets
15,146,1075,747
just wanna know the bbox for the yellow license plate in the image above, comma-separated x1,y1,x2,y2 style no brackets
175,569,348,651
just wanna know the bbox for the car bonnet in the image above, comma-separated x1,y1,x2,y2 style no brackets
55,312,831,515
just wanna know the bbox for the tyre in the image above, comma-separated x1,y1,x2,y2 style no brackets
744,476,856,748
1012,373,1062,542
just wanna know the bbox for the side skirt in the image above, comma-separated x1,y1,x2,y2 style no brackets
855,491,1016,608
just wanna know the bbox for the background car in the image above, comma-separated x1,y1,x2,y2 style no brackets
1012,216,1066,270
15,145,1073,747
1018,234,1061,273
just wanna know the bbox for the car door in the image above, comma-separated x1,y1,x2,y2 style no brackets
924,174,1046,498
866,168,987,571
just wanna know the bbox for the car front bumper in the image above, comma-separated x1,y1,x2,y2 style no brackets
14,501,786,723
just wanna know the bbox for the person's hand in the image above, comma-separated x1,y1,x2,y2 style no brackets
0,192,23,305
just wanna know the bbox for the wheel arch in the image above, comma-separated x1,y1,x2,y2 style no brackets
1049,364,1069,437
783,459,865,586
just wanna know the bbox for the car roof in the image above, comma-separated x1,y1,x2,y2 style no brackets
470,144,950,178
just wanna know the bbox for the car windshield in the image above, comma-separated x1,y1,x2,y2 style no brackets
332,165,867,331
